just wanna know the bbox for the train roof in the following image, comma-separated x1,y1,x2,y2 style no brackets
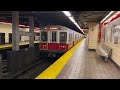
40,25,71,30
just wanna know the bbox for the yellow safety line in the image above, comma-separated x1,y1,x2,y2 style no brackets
35,38,84,79
0,41,40,49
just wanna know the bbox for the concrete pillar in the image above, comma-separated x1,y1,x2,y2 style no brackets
87,22,99,49
29,17,34,47
0,54,2,79
12,11,19,51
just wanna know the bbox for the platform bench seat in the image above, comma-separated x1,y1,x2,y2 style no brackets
95,44,112,61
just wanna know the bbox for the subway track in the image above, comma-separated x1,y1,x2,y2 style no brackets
0,43,63,79
13,56,62,79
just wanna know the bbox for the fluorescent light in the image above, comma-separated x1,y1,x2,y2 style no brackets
69,17,76,23
62,11,85,34
100,11,115,23
104,11,120,23
62,11,71,17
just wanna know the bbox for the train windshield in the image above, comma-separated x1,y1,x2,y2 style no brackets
41,31,47,42
60,32,67,43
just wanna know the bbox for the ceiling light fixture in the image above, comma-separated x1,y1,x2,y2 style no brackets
62,11,85,34
100,11,115,23
62,11,71,17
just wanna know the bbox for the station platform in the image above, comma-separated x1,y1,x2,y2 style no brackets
0,41,39,49
36,38,120,79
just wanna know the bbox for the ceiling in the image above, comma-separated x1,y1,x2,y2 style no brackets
0,11,110,34
71,11,110,28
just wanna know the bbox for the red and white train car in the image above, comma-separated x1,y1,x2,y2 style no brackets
39,25,84,56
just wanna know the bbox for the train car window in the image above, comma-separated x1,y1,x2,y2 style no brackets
60,32,67,43
69,34,72,42
71,34,72,42
52,32,56,42
69,34,70,42
70,34,72,42
75,34,77,40
41,32,47,42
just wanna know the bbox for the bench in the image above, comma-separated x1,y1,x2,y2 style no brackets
95,44,112,61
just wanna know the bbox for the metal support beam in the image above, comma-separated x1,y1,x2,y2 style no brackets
29,17,34,47
12,11,19,51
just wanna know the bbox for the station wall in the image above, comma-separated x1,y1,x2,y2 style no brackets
0,23,40,43
101,18,120,67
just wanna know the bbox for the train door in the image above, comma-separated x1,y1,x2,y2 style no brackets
48,31,58,50
59,32,67,51
9,33,12,43
0,33,5,44
40,31,48,50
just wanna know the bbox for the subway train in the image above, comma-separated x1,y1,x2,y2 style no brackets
0,22,40,44
39,25,84,57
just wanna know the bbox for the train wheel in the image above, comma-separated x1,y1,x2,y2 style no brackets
53,54,56,57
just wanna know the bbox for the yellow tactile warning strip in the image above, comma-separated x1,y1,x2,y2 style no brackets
0,41,39,49
35,38,84,79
